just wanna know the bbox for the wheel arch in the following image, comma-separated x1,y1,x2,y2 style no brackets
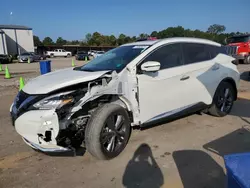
75,94,134,123
220,77,238,100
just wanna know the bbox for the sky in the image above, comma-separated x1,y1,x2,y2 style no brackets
0,0,249,41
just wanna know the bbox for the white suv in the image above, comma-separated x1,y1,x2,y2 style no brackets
10,37,240,160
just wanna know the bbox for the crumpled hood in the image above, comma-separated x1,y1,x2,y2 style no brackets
23,67,110,94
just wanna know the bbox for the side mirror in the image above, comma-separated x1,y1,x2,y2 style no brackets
141,61,161,72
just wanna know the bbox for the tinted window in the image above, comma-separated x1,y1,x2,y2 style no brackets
142,43,183,70
209,45,227,58
228,36,250,43
183,43,211,64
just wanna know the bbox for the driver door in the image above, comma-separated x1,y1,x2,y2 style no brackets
137,43,196,124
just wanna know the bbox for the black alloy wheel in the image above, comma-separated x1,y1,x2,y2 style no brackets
85,104,131,160
215,87,233,114
101,113,128,154
209,82,235,117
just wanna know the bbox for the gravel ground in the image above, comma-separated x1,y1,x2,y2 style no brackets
0,64,249,188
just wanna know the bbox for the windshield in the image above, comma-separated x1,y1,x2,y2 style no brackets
228,36,249,43
81,45,150,72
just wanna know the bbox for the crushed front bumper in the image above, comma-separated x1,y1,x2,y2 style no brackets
12,108,70,153
22,137,71,152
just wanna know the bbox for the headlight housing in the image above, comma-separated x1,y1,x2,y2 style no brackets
33,91,75,110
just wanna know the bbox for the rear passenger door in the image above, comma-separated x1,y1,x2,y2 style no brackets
181,43,222,105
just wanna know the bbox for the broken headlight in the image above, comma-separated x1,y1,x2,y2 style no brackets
33,91,75,110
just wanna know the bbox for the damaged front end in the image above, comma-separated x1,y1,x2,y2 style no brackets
11,71,121,153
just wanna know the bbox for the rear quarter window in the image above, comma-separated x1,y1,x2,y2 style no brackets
182,43,211,64
209,45,227,58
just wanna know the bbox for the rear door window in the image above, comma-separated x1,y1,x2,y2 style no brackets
182,43,211,64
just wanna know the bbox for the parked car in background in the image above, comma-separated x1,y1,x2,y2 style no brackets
226,34,250,64
93,51,105,58
75,51,90,60
18,52,45,63
10,37,240,160
88,50,97,56
31,52,46,60
0,54,12,64
46,49,72,58
18,52,34,63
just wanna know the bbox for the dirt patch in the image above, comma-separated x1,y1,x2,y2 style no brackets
0,152,33,169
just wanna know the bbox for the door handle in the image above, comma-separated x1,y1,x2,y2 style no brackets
180,75,190,81
212,64,220,71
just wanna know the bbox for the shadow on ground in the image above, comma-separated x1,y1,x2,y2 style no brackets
122,144,164,188
173,150,225,188
240,71,250,82
203,128,250,156
230,97,250,118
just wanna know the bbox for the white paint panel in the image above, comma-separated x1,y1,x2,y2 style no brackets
0,33,8,54
137,60,218,123
23,67,110,94
2,28,34,55
3,29,17,55
16,29,34,53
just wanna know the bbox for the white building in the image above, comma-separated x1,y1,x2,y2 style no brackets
0,25,34,55
0,29,8,54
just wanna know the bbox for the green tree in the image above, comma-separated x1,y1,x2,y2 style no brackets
109,35,117,46
150,31,158,37
43,37,54,45
56,37,67,45
117,34,126,45
90,32,102,46
132,36,137,41
33,35,42,46
207,24,226,35
85,33,92,44
139,33,148,39
66,40,80,45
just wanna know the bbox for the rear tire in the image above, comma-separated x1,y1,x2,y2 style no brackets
208,82,235,117
85,104,131,160
50,54,54,58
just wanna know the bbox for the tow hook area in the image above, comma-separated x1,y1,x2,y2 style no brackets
37,130,52,144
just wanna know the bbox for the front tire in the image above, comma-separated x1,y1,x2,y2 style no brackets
85,104,131,160
208,82,235,117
